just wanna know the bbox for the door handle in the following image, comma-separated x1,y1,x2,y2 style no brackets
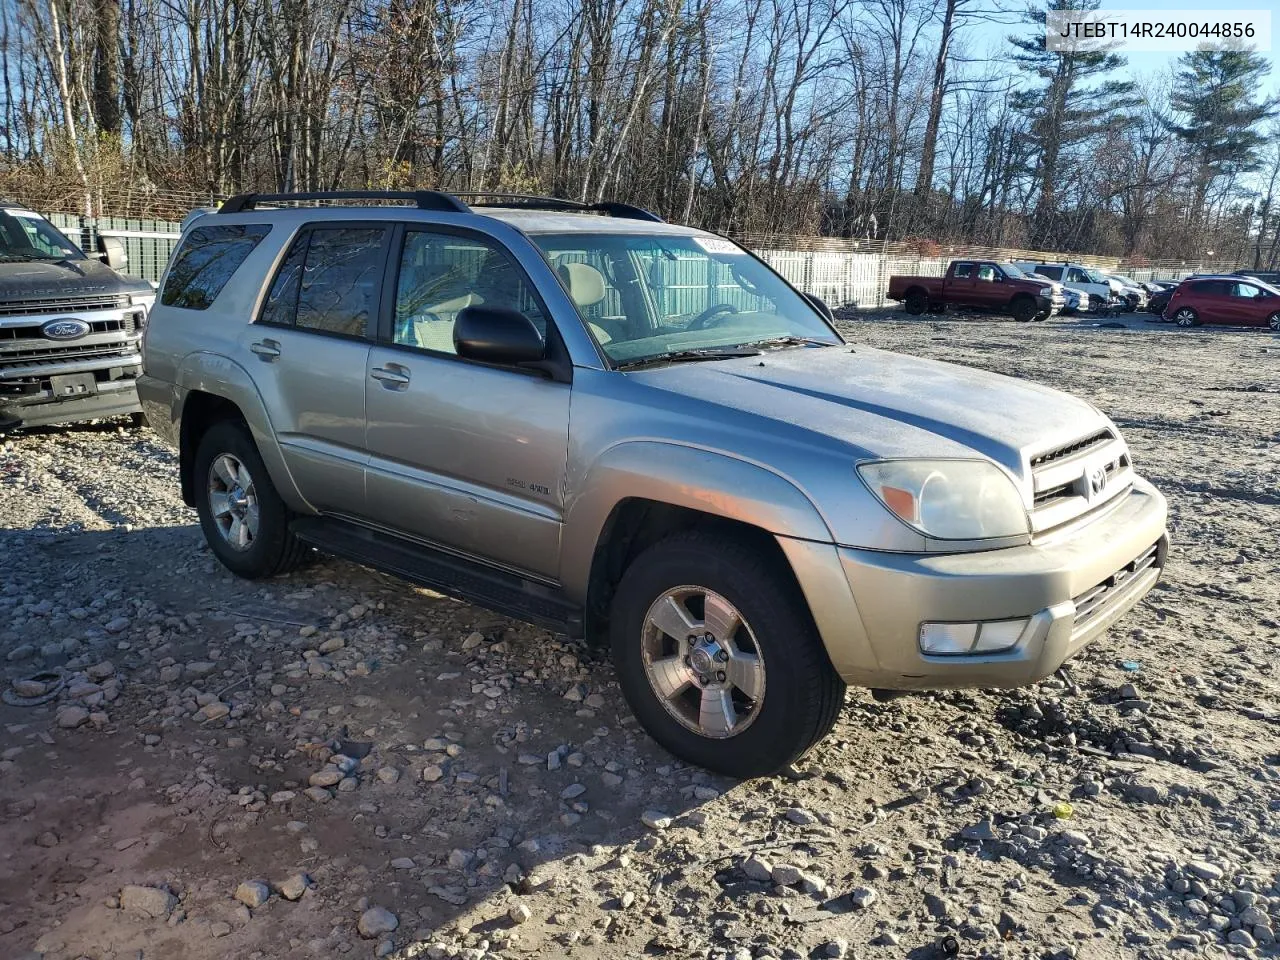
250,339,281,361
370,364,411,388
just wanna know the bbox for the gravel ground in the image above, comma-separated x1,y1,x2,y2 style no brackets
1,311,1278,960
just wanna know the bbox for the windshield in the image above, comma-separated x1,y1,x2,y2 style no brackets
528,232,841,365
1083,268,1109,284
998,262,1027,279
0,209,84,261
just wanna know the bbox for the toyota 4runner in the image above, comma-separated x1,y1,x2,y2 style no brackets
139,191,1169,778
0,203,154,430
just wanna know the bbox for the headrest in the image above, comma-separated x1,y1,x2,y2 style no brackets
556,262,606,308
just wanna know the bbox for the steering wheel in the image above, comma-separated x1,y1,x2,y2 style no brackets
687,303,739,331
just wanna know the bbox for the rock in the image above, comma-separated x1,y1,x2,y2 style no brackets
422,764,444,783
185,661,217,677
358,906,398,938
303,786,332,803
35,830,58,847
785,807,817,825
6,643,34,662
158,665,182,684
86,661,115,679
199,701,230,721
1227,929,1256,947
560,783,587,800
641,809,671,830
278,874,310,901
961,819,998,842
391,857,415,870
742,855,774,882
120,884,177,919
822,938,849,958
210,921,232,938
105,616,130,633
509,902,532,925
56,706,89,729
376,766,400,784
461,631,484,650
771,864,803,886
309,769,343,788
318,636,345,653
1059,830,1090,847
1187,860,1224,882
234,880,271,908
12,679,47,698
849,885,878,909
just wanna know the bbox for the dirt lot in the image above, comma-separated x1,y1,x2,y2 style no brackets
1,312,1278,960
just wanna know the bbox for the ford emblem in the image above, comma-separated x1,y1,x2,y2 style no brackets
40,318,90,341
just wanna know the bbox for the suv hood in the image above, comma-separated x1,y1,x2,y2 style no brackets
630,345,1110,477
0,257,152,302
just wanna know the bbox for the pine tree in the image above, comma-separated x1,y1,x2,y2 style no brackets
1167,50,1279,226
1008,0,1139,247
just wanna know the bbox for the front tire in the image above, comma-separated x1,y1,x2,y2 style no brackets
1010,296,1037,323
1268,312,1280,332
904,290,928,315
1174,307,1199,327
193,420,308,579
609,531,845,778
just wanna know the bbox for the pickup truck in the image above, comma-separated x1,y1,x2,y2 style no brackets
0,203,155,431
888,260,1066,323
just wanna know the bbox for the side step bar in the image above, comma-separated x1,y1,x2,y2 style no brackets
291,516,584,637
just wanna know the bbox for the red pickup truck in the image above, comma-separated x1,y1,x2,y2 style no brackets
888,260,1066,323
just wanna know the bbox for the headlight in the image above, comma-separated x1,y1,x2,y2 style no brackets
130,292,156,316
857,459,1029,540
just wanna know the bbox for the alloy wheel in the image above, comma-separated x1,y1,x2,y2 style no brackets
207,453,260,551
640,586,765,739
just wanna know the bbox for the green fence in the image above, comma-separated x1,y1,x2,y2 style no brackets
45,212,183,285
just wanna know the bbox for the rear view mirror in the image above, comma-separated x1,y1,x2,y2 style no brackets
454,305,545,365
99,236,128,271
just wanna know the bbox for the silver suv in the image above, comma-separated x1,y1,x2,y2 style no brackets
139,191,1169,778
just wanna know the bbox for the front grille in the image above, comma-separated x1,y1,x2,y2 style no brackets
1072,542,1161,630
0,294,131,318
0,312,138,341
1031,429,1114,468
0,341,139,369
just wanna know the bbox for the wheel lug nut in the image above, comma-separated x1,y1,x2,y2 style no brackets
716,671,726,682
715,650,729,662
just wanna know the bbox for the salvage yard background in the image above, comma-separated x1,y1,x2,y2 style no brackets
44,208,1241,312
1,312,1277,960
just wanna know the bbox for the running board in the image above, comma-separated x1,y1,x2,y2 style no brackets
290,516,583,637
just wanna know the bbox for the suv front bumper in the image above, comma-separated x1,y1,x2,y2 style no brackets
780,477,1168,689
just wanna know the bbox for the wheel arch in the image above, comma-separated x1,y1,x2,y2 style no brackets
175,353,310,512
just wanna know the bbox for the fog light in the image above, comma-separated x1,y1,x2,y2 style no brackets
920,618,1029,655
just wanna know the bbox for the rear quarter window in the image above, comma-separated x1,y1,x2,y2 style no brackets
162,224,271,310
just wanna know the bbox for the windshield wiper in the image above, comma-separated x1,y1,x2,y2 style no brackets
744,335,839,349
615,347,762,370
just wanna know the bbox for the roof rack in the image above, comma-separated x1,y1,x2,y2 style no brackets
217,189,665,223
457,192,664,223
218,190,471,214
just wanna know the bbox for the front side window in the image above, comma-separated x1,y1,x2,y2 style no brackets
162,224,271,310
529,232,840,365
258,226,386,336
392,230,547,354
1232,283,1261,299
976,265,997,282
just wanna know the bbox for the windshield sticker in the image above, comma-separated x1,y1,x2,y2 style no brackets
693,237,744,255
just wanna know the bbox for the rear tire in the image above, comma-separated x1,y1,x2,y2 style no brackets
609,531,845,778
904,290,928,315
1268,312,1280,332
1174,307,1199,327
193,420,308,579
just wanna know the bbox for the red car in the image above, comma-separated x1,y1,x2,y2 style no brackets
1164,275,1280,330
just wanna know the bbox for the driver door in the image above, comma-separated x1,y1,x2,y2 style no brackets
361,225,571,580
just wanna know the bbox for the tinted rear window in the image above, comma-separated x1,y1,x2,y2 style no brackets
162,224,271,310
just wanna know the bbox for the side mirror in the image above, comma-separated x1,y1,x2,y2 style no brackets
99,236,128,271
804,293,834,321
454,305,545,365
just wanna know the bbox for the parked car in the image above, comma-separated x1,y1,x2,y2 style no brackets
887,260,1065,322
1164,275,1280,330
1058,287,1085,314
0,202,154,431
1233,269,1280,286
1145,284,1178,319
1103,274,1147,312
1013,262,1118,313
140,190,1169,778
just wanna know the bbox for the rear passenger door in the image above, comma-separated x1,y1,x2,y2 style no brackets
361,225,571,581
242,222,391,515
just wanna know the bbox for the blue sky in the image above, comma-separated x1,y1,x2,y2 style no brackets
1098,0,1279,97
